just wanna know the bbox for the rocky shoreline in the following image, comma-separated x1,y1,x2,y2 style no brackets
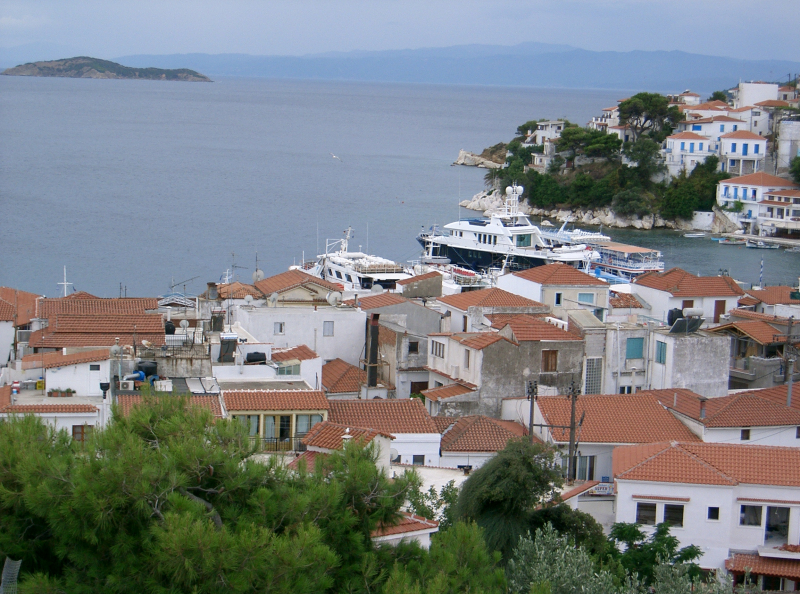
452,150,503,169
459,189,738,233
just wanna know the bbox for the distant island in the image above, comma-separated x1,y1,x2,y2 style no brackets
1,56,211,82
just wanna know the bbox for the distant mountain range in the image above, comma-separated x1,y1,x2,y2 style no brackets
3,42,797,91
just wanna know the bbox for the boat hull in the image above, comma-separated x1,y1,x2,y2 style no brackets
417,236,551,271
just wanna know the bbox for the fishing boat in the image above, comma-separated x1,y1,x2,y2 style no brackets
719,238,747,245
416,185,599,273
746,240,780,250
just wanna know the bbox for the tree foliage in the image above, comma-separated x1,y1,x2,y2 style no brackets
707,91,728,102
791,156,800,184
618,92,684,142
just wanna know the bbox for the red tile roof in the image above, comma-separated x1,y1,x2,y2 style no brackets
397,271,441,286
754,100,790,108
343,292,408,310
321,358,366,394
438,415,531,452
720,172,797,188
21,348,110,370
286,450,331,471
682,116,744,124
726,554,800,580
501,317,582,342
115,394,223,418
421,383,474,402
27,313,166,348
538,390,701,444
38,297,158,318
486,312,547,329
728,308,790,323
737,296,760,307
609,291,644,309
560,480,601,501
707,320,783,345
614,442,800,487
765,189,800,198
378,325,396,347
254,270,341,296
438,288,544,311
222,390,329,412
0,287,41,326
0,404,98,414
372,512,439,538
451,332,513,350
634,267,744,297
270,344,318,362
0,299,15,322
328,399,438,434
301,421,393,449
0,385,10,410
735,385,800,411
212,282,263,300
667,131,708,141
511,262,607,286
663,391,800,428
720,130,765,140
746,286,800,306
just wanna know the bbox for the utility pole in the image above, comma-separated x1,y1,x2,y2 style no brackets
567,381,579,485
784,316,794,385
788,358,794,408
526,380,538,444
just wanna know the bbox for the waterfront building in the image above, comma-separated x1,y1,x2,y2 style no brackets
718,130,767,175
587,106,620,131
663,131,716,177
756,189,800,237
676,115,745,139
716,173,799,233
523,120,566,146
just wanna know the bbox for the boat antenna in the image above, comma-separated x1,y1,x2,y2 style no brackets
57,266,73,297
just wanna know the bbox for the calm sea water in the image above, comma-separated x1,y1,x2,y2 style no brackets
1,76,797,296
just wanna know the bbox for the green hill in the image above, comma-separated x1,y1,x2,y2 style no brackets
1,56,211,82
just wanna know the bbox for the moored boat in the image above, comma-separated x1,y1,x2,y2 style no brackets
746,240,780,249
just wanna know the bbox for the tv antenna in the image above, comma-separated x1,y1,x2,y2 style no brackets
57,266,73,297
170,275,200,292
229,252,247,283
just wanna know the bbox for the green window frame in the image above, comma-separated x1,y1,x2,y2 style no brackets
655,341,667,364
626,337,644,359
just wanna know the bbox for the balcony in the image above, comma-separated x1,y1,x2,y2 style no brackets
251,436,307,452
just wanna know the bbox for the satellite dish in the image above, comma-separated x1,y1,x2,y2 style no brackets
252,269,265,283
268,292,279,306
326,291,342,306
244,294,253,305
371,285,383,294
180,319,190,329
390,448,400,463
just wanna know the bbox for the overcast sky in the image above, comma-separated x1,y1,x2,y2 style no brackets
2,0,798,62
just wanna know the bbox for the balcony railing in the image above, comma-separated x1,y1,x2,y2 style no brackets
251,436,307,452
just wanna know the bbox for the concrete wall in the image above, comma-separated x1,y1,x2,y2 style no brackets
703,425,800,447
604,325,649,394
440,451,494,469
777,120,800,173
630,284,740,326
369,302,442,337
154,355,212,378
0,321,14,367
648,331,730,398
45,360,111,397
392,433,441,467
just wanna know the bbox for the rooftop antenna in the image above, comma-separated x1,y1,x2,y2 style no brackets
57,266,73,297
229,252,247,283
253,252,265,283
170,276,199,293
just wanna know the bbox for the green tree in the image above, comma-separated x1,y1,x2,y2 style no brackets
585,130,623,162
455,439,563,558
619,93,684,142
528,505,608,557
556,127,590,167
707,91,728,102
623,138,666,185
612,188,653,217
790,156,800,184
407,479,459,532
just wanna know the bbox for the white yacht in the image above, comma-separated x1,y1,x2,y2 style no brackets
292,227,412,291
417,185,599,273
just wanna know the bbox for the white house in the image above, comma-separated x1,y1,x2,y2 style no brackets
663,131,715,177
777,119,800,175
677,115,746,142
732,82,779,109
212,343,322,391
0,299,14,366
524,120,566,145
756,189,800,237
371,512,440,549
433,415,529,470
717,172,799,231
328,399,441,467
437,287,547,333
718,130,767,175
613,441,800,584
297,420,395,473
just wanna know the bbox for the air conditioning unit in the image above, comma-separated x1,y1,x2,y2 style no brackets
118,380,135,391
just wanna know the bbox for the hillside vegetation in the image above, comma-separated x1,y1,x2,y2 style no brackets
2,56,211,82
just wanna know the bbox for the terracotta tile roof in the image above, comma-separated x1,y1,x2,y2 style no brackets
735,385,800,411
222,390,329,412
737,296,760,307
378,325,396,347
720,172,797,188
423,366,478,390
38,297,158,318
538,390,701,444
270,344,318,362
511,262,607,286
0,404,98,414
486,313,547,329
632,494,690,502
560,480,600,501
746,286,800,306
760,199,796,206
302,421,393,449
728,308,790,323
667,131,709,140
0,287,41,326
0,385,11,410
28,331,166,349
286,450,331,471
663,391,800,427
421,383,474,402
438,288,544,311
21,348,110,370
613,442,800,487
634,267,744,298
28,313,166,348
328,398,438,434
343,293,408,310
254,269,341,297
213,282,263,300
0,299,14,322
439,415,531,452
720,130,765,140
754,99,790,107
682,116,744,124
115,394,223,418
610,291,644,309
63,291,98,299
397,271,441,285
726,554,800,579
707,320,783,345
372,512,439,538
321,358,366,394
765,189,800,198
501,317,582,342
451,332,513,350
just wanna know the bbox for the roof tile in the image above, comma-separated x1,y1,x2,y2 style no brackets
511,262,607,286
664,392,800,428
746,286,800,306
343,293,408,310
707,320,783,345
328,399,438,434
116,394,223,418
254,270,341,297
38,297,158,318
372,512,439,538
438,288,544,311
397,271,441,285
21,348,110,370
438,415,531,452
720,172,797,188
1,404,98,414
271,344,318,362
726,554,800,580
222,390,329,412
634,267,744,298
502,317,582,342
422,384,474,402
322,359,366,394
302,421,393,449
0,287,41,326
610,291,644,309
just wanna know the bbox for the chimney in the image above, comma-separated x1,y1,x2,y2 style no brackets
699,397,708,420
166,306,172,321
673,392,677,408
367,313,380,387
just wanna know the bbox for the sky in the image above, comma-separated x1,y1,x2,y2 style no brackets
1,0,799,62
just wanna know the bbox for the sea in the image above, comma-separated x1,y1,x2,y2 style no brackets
1,76,798,297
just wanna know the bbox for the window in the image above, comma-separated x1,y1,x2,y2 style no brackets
345,274,352,282
323,321,334,336
576,455,596,481
753,144,759,154
431,341,445,358
464,349,470,369
577,292,595,304
741,428,750,441
516,234,532,247
655,341,667,364
619,386,633,394
740,505,762,526
274,322,285,335
719,124,725,133
295,414,323,436
689,142,694,153
681,299,694,309
277,363,300,375
796,427,800,439
408,341,419,354
664,504,684,527
335,270,343,279
708,507,720,521
412,455,425,466
680,142,685,151
699,143,703,151
636,502,657,525
555,292,562,306
731,142,737,152
733,125,738,131
692,124,701,131
542,350,558,373
89,364,100,371
237,415,260,437
72,424,93,442
626,337,644,359
584,357,602,394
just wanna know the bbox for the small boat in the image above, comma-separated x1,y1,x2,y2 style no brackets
683,233,706,238
719,238,746,245
746,240,779,249
785,246,800,253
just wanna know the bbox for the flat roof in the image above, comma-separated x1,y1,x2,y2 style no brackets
597,241,660,254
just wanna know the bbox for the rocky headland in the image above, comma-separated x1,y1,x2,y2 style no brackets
2,57,212,82
453,149,503,169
